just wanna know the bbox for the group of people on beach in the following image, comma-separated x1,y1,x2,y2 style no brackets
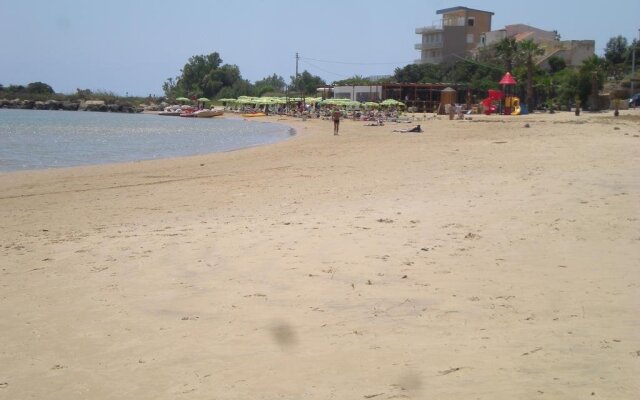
331,106,421,136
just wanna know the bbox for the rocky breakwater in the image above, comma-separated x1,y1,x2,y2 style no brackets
0,98,140,113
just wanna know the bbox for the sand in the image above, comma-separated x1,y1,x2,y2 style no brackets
1,110,639,399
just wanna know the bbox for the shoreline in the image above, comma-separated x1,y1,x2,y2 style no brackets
0,110,297,174
1,110,639,399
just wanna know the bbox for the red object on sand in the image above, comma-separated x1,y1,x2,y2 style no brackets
499,72,517,85
482,89,504,115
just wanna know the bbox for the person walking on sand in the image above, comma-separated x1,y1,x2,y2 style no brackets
332,107,341,135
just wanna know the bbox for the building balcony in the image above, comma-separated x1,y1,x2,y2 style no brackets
415,42,443,50
415,25,442,35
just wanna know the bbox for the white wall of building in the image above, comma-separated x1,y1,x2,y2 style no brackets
332,86,382,102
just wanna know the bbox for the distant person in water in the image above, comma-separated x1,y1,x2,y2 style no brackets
332,108,341,135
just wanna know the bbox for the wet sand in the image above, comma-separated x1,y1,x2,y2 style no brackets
1,110,639,399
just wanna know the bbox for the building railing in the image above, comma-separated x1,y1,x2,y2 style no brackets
416,17,466,34
415,26,441,34
415,42,443,50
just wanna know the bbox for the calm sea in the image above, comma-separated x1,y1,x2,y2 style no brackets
0,109,294,172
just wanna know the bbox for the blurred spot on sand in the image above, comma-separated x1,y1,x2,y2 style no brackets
270,320,298,350
397,371,423,393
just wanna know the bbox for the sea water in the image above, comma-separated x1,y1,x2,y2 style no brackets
0,109,294,172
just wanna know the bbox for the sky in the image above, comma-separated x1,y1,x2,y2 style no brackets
1,0,639,96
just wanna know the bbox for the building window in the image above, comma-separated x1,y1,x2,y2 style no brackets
467,17,475,26
467,33,474,44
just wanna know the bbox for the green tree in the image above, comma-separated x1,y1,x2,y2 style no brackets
162,77,178,97
26,81,54,94
290,70,326,95
604,35,628,65
554,68,581,108
163,52,246,99
7,84,26,92
547,56,566,74
254,73,286,94
393,63,443,83
76,88,93,98
216,79,255,99
579,55,607,110
495,37,520,72
519,40,545,111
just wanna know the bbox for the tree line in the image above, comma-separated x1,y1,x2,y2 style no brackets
163,34,636,111
393,35,638,110
3,34,636,111
162,52,326,100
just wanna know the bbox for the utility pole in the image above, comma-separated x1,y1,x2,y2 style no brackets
631,30,638,97
295,52,306,113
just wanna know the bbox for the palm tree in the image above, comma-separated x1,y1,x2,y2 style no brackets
495,38,519,72
580,56,608,111
519,40,545,112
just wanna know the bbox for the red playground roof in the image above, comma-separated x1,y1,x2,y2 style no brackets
499,72,517,85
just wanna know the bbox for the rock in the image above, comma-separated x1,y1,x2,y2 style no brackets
107,104,122,112
78,100,105,111
21,100,35,109
87,103,108,112
61,101,79,111
45,99,62,110
524,123,530,128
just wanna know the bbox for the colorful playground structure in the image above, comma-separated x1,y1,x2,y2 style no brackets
481,72,522,116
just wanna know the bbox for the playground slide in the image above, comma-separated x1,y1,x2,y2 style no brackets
510,97,521,116
482,89,504,115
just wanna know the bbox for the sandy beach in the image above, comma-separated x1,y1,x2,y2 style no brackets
1,110,639,399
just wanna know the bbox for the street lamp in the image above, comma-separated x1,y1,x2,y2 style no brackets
631,29,639,97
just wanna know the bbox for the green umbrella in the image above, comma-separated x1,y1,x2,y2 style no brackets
197,97,210,102
381,99,406,107
305,97,322,105
237,97,256,105
253,97,273,105
364,101,380,108
176,97,190,102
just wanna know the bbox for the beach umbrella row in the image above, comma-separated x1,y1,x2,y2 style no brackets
217,96,405,108
319,98,361,107
319,98,405,108
174,96,211,103
221,96,323,105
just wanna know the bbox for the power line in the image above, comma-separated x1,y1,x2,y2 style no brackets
300,56,414,66
448,53,504,72
299,60,352,79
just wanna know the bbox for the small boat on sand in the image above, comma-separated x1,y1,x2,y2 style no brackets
158,110,182,116
241,112,267,118
194,109,224,118
158,105,184,116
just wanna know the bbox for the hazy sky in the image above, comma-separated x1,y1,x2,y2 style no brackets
1,0,638,96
